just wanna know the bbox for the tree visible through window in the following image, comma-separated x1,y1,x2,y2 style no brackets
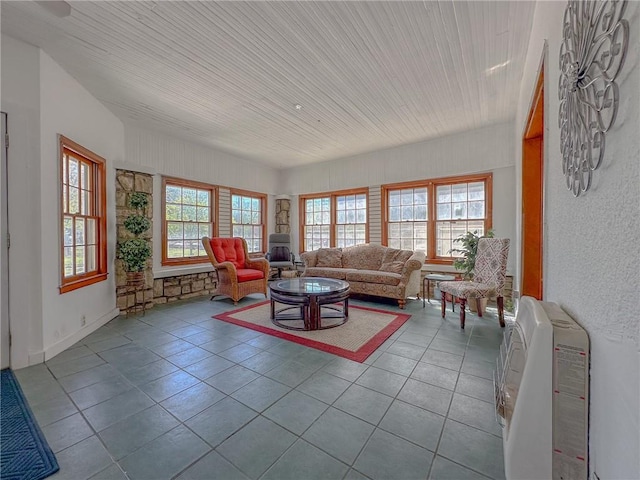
231,191,265,253
162,177,214,265
60,136,107,293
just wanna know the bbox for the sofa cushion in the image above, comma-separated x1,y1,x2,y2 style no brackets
379,261,404,274
346,269,401,286
316,248,343,268
304,267,349,280
341,244,386,270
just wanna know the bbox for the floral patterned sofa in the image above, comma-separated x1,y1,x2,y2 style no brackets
300,244,425,308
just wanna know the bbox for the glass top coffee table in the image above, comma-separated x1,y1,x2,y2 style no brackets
269,277,350,331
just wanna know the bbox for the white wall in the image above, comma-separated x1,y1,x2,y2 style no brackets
123,126,280,275
516,3,640,478
283,122,517,269
1,35,124,368
124,126,280,194
1,35,44,368
39,51,124,360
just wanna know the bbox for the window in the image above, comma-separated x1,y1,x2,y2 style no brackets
59,136,107,293
435,181,487,257
302,196,331,251
162,177,216,265
231,191,266,253
335,193,367,248
382,174,492,263
387,187,428,252
300,189,368,251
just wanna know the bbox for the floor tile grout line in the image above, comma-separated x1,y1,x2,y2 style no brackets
19,296,506,480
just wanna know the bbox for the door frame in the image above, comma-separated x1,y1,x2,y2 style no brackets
1,112,10,368
521,52,545,300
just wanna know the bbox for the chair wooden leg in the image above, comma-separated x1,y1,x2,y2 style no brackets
459,298,467,329
476,298,483,317
497,296,505,328
397,299,406,309
441,291,446,318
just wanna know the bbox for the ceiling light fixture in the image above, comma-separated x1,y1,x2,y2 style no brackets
295,104,303,111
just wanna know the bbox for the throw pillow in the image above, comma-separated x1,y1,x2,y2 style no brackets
316,248,342,268
381,248,413,265
379,261,404,274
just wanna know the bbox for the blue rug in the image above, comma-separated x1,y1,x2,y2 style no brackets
1,368,59,480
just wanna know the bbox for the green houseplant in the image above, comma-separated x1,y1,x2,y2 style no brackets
118,192,151,283
450,229,495,280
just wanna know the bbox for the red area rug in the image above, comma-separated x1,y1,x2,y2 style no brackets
214,301,410,362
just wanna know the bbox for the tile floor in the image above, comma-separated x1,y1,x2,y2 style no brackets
15,294,509,480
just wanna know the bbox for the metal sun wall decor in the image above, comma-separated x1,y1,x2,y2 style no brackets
558,0,629,197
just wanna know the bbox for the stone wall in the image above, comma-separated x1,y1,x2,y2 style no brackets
153,272,218,304
115,169,154,314
275,198,290,234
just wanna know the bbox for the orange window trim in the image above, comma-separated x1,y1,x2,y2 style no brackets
59,135,108,294
162,176,218,266
381,173,493,263
299,187,369,252
230,188,268,253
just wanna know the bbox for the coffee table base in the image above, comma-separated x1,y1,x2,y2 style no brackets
270,290,349,331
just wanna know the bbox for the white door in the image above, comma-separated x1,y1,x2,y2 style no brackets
1,112,9,369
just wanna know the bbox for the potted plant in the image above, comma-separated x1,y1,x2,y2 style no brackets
118,192,151,286
449,229,494,311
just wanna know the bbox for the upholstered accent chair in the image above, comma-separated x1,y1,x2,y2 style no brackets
265,233,294,279
202,237,269,305
439,237,510,329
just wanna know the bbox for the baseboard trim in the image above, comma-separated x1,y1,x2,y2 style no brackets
40,308,120,363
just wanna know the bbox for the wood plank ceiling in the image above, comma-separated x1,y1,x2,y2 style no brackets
1,1,536,168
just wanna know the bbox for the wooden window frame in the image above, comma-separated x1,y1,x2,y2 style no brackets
382,173,492,264
230,188,267,254
59,135,108,293
162,176,218,266
299,188,369,252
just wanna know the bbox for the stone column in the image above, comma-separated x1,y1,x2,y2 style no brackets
115,170,154,314
275,198,290,234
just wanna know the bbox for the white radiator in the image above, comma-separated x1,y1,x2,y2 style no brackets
494,297,590,480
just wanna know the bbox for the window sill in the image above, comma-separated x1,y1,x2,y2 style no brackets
60,273,108,294
154,264,215,279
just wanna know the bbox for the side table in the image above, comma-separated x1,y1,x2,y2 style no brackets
294,261,305,277
423,274,456,307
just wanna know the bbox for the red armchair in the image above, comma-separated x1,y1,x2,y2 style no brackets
202,237,269,305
